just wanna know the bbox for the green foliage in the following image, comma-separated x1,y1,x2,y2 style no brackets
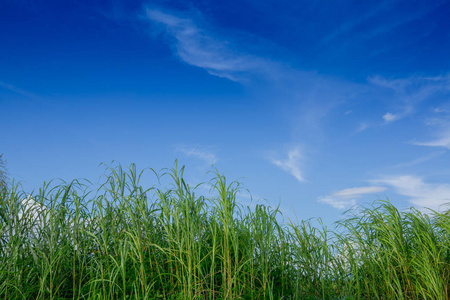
1,163,450,299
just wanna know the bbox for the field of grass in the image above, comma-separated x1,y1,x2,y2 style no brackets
1,163,450,299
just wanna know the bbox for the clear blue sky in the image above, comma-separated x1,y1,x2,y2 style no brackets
2,0,450,224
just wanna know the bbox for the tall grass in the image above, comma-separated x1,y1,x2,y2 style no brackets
1,162,450,299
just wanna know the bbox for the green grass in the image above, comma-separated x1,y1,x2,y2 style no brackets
1,162,450,299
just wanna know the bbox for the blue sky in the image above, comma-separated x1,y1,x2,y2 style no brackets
2,0,450,224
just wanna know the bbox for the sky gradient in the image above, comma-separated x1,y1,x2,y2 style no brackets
2,0,450,224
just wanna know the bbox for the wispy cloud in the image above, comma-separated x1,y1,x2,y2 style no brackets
433,107,450,114
322,1,445,48
144,6,450,172
177,146,217,165
320,1,390,44
270,146,305,182
414,104,450,149
373,175,450,211
355,122,369,133
392,150,447,169
414,131,450,149
369,75,450,123
0,81,37,98
17,195,49,235
145,8,270,82
318,186,386,210
382,112,399,123
318,196,356,210
369,75,450,94
333,186,387,197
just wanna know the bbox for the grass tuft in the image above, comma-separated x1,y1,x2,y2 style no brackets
1,163,450,299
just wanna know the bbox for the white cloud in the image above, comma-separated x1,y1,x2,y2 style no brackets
145,8,268,82
368,75,450,123
414,103,450,149
382,112,398,123
333,186,387,198
433,107,450,114
369,75,450,94
7,195,50,239
355,122,369,133
373,175,450,211
424,117,448,126
19,195,48,223
178,146,217,165
318,196,356,210
271,146,304,182
144,7,450,147
414,131,450,149
318,186,386,210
